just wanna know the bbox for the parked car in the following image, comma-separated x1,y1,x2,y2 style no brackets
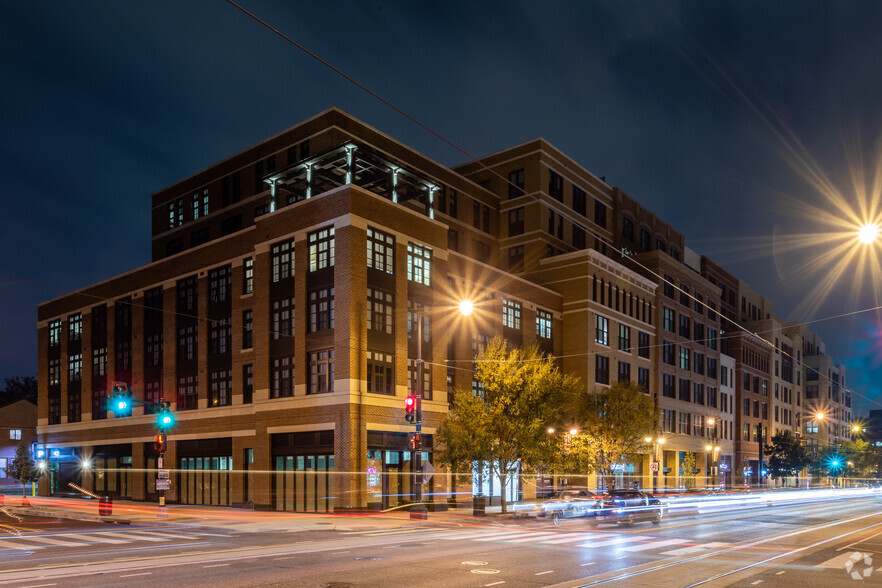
591,489,666,526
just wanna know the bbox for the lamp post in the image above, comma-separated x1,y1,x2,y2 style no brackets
645,436,665,494
409,299,477,520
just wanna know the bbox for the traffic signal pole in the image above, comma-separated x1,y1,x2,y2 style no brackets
410,312,427,520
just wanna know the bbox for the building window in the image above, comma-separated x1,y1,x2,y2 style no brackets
693,414,704,437
271,297,294,340
502,299,521,330
474,241,491,262
508,169,525,198
177,325,197,361
92,348,107,377
595,315,609,345
640,228,651,251
806,420,818,434
548,170,563,201
238,259,252,297
407,300,431,343
209,265,231,304
594,199,607,229
663,275,675,298
367,351,394,395
272,240,295,283
168,198,184,228
663,409,676,433
367,227,394,274
308,226,335,271
638,367,650,392
618,361,631,382
678,346,690,370
595,355,610,384
663,307,675,331
192,189,209,219
243,310,253,349
177,276,198,313
177,375,198,411
679,315,691,338
309,349,335,394
656,238,666,253
663,373,675,398
271,356,294,398
679,378,690,401
693,382,704,405
663,340,675,365
679,412,691,435
49,320,61,347
679,284,690,306
507,246,524,271
508,208,525,236
243,364,253,404
622,217,635,241
209,370,232,407
638,332,650,359
694,352,704,375
618,324,631,351
68,353,82,382
537,309,553,339
308,288,335,332
407,359,432,400
367,288,393,334
573,186,586,216
407,242,432,286
69,314,82,342
573,225,586,249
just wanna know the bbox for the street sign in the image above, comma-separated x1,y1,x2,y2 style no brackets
157,456,163,469
157,469,170,479
155,479,170,491
422,461,435,485
650,461,659,472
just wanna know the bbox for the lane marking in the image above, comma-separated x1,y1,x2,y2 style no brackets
751,582,763,585
19,585,56,588
535,570,555,575
775,571,786,575
484,582,506,586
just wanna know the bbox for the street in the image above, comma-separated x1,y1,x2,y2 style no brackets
1,492,881,587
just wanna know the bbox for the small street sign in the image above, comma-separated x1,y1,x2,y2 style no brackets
650,461,659,472
157,469,170,479
422,461,435,484
155,479,171,491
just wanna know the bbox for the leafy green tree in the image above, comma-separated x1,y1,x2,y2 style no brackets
0,376,37,406
5,443,40,497
841,439,881,478
765,431,811,483
436,338,579,513
681,451,697,489
565,381,658,490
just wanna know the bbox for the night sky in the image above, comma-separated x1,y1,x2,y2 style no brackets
4,2,882,413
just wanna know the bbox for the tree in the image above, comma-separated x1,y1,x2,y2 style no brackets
436,338,579,513
841,439,881,479
565,381,659,490
5,443,40,498
0,376,37,406
764,431,811,483
681,452,697,489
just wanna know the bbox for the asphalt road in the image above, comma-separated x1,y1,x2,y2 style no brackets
1,494,881,587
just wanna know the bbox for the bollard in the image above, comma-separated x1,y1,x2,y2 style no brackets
99,495,113,516
473,494,486,517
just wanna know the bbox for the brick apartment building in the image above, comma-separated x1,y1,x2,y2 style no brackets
36,108,855,508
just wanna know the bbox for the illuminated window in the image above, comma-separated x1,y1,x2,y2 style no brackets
49,320,61,347
502,299,521,330
308,288,334,332
367,351,394,395
618,324,631,352
243,257,253,294
209,370,232,407
68,314,82,342
271,240,294,282
309,350,334,394
68,354,82,382
367,227,394,274
537,309,553,339
308,226,335,271
367,288,393,334
209,265,231,303
192,188,209,219
271,356,294,398
407,242,432,286
271,297,294,340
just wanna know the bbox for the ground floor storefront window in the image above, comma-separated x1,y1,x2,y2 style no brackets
177,438,233,505
272,430,334,512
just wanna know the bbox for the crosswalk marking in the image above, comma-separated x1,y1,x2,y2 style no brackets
538,534,603,544
620,539,683,552
474,531,536,541
17,536,82,547
504,533,565,543
578,535,651,548
0,538,42,551
57,533,128,544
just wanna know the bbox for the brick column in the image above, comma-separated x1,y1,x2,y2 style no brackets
131,445,146,501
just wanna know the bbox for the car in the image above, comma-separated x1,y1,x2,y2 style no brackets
591,489,666,526
513,488,596,520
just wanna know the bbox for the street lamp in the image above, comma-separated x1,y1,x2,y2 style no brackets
645,437,665,494
858,223,879,244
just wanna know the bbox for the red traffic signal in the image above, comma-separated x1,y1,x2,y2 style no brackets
154,433,167,453
404,395,417,423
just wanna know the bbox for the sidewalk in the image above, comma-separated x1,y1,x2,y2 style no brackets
0,494,508,533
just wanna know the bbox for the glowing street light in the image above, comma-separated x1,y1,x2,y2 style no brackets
547,427,556,435
569,428,578,436
816,412,825,420
858,223,879,244
458,299,474,316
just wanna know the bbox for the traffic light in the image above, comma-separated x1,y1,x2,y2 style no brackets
409,432,420,450
155,399,175,431
404,395,417,424
110,381,132,417
154,433,167,453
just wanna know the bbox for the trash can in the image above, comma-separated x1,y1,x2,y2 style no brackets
99,495,112,516
473,494,485,517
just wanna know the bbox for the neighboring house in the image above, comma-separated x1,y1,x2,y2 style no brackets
0,399,38,489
